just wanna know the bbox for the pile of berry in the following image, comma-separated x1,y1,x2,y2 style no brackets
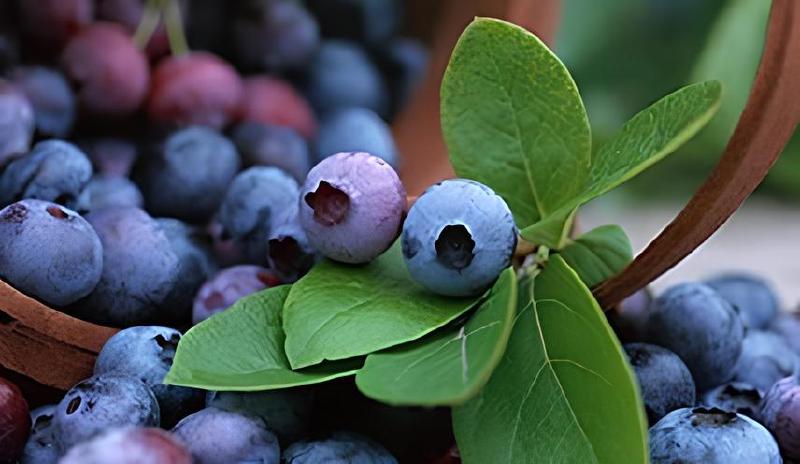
614,276,800,463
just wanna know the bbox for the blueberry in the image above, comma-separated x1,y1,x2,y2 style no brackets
238,77,318,139
21,405,58,464
306,0,402,47
55,374,160,452
608,288,652,343
134,126,241,223
299,152,405,264
216,166,299,264
770,312,800,354
0,377,31,463
0,200,102,306
625,343,696,424
734,330,796,392
79,137,138,177
284,431,397,464
316,108,399,167
171,407,280,464
61,22,150,116
232,0,320,72
74,207,179,327
59,427,191,464
10,66,75,137
267,207,317,283
157,218,217,326
375,38,429,116
306,40,389,117
0,140,92,209
0,81,33,167
192,265,276,325
706,273,779,329
147,52,243,129
646,283,744,390
75,175,144,212
231,122,311,182
206,388,314,444
649,407,780,463
402,179,516,297
761,373,800,459
702,382,763,421
94,326,205,429
208,219,250,267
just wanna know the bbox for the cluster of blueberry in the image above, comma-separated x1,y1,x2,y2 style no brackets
613,275,800,462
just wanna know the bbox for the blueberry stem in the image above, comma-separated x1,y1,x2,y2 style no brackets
132,0,162,50
163,0,189,56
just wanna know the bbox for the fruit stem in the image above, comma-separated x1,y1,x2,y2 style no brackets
132,0,162,50
162,0,189,56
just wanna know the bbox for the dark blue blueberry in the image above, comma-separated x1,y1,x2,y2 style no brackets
171,407,279,464
315,108,399,167
206,388,314,444
761,373,800,459
94,326,205,429
0,139,92,209
306,0,402,47
625,343,695,424
267,207,316,283
21,405,58,464
11,66,75,137
134,126,241,223
299,152,405,264
646,283,744,390
217,166,299,265
649,407,780,463
608,288,652,343
734,330,796,392
402,179,516,297
231,122,311,182
75,174,144,212
232,0,319,72
770,312,800,355
0,81,33,167
306,40,389,117
701,382,763,421
706,273,779,330
78,137,138,177
375,38,429,116
0,200,102,307
73,207,179,327
156,218,217,326
54,374,160,452
284,431,397,464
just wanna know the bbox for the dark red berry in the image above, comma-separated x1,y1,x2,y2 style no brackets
0,377,31,463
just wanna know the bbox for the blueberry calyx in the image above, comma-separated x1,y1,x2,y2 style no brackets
305,181,349,226
66,397,81,414
46,205,68,219
1,203,27,222
435,224,475,270
690,407,738,426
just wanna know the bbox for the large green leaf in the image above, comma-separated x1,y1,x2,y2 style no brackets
165,286,361,391
283,242,480,369
453,256,648,463
558,225,632,288
520,81,721,247
441,17,591,230
354,268,518,406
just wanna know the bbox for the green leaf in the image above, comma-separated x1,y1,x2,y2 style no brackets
283,242,480,369
453,256,648,463
165,286,361,391
691,0,770,150
558,225,632,288
520,81,721,247
441,17,591,229
354,268,518,406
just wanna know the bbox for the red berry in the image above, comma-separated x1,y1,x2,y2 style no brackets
18,0,93,51
61,22,150,116
96,0,188,60
0,377,31,463
238,76,317,139
148,52,243,129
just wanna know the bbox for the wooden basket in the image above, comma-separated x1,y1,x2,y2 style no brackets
1,0,798,397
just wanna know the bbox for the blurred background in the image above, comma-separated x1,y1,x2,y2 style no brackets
556,0,800,306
